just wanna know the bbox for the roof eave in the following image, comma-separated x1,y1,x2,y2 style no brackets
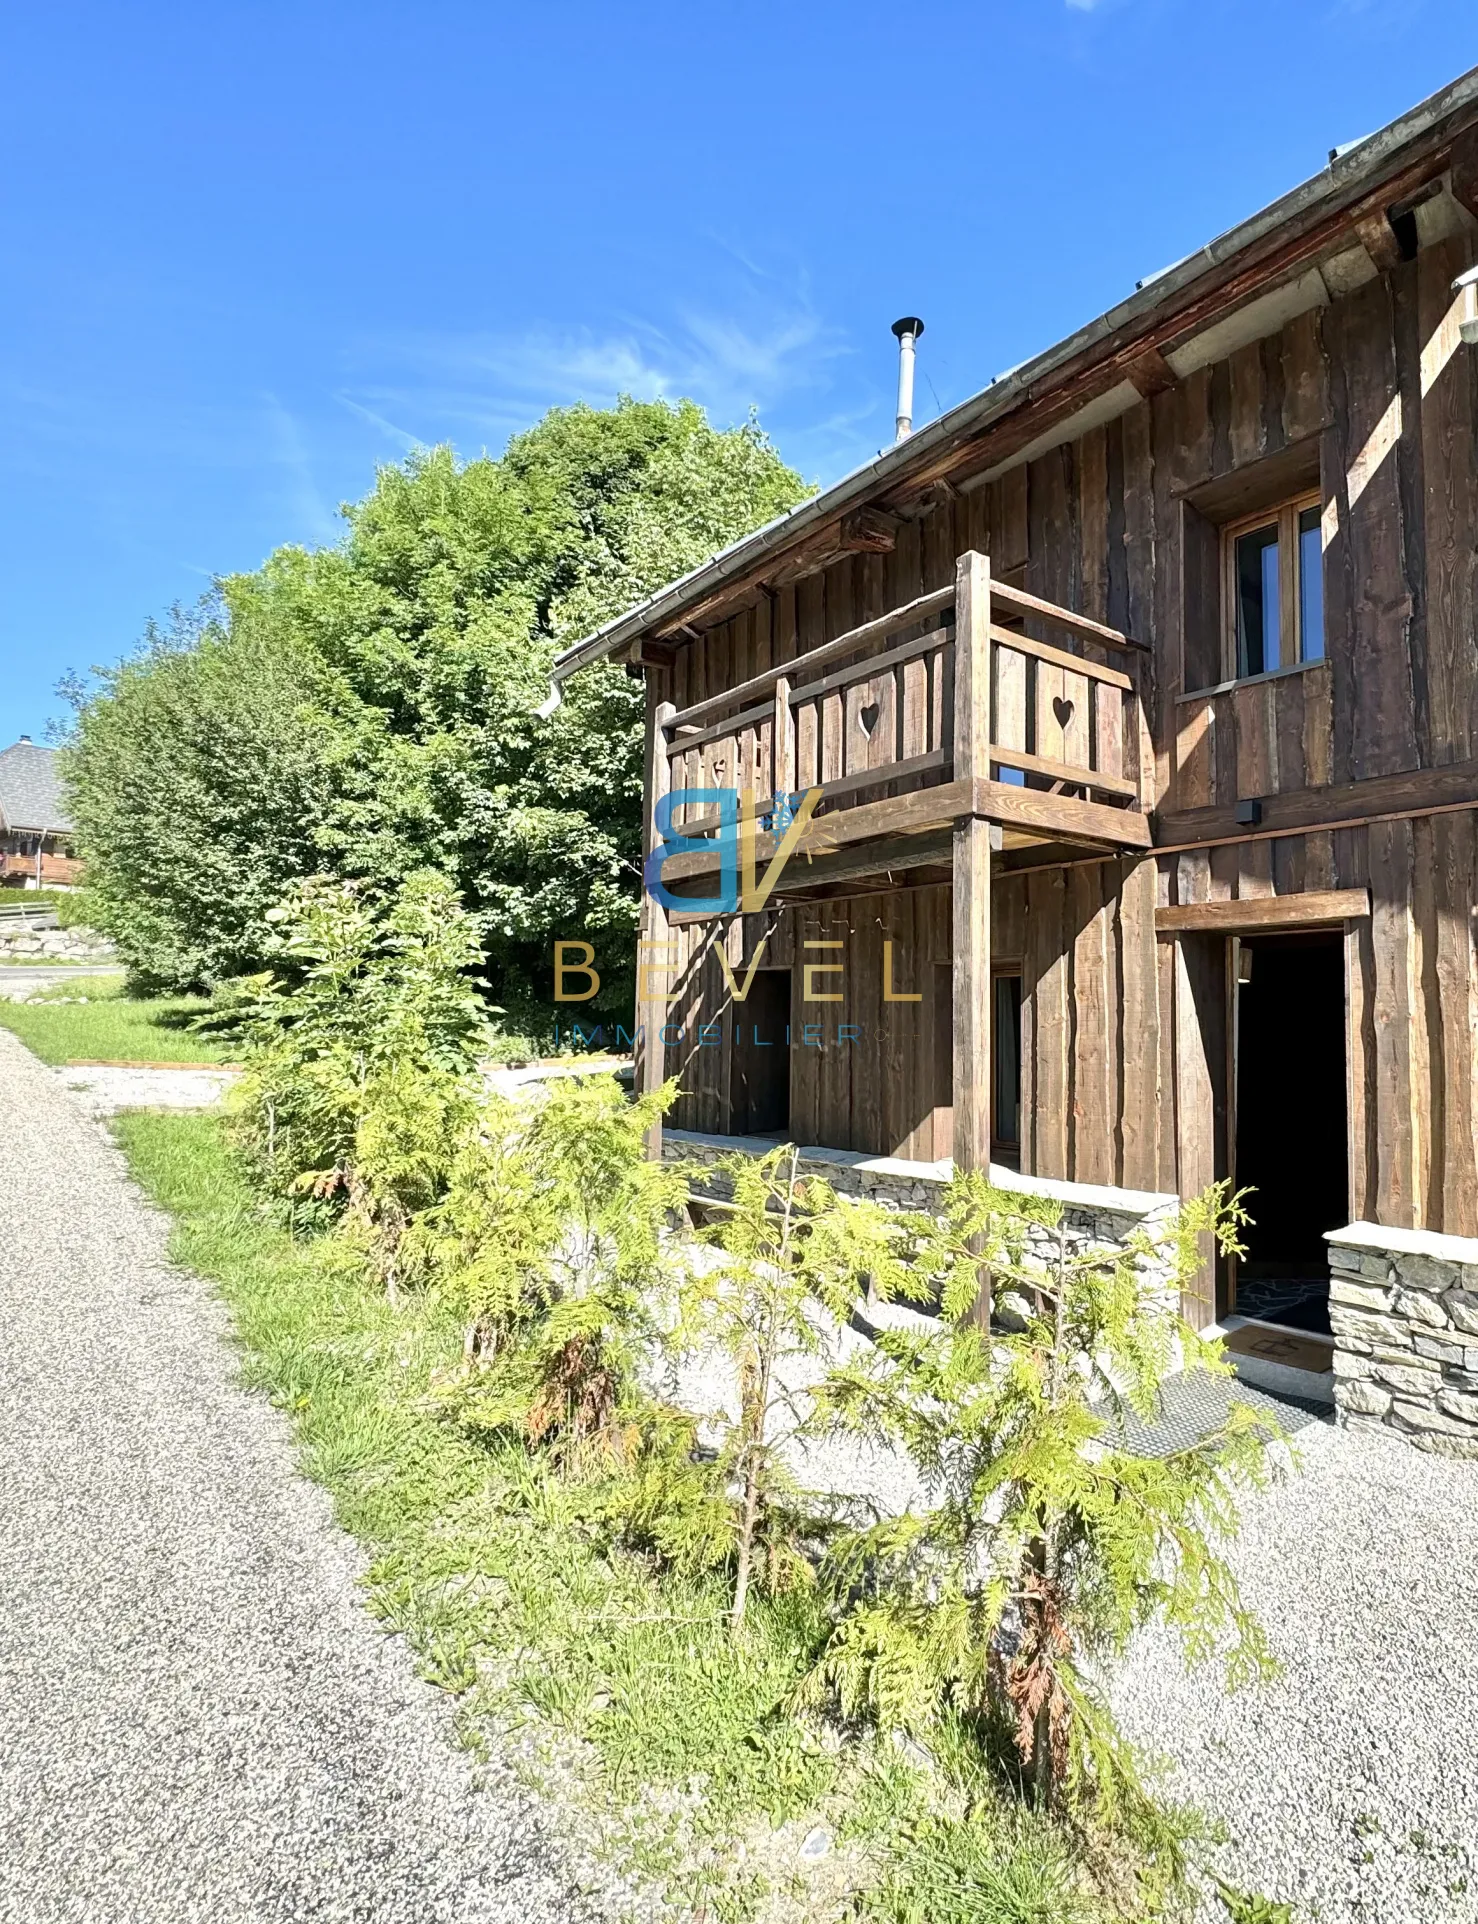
551,63,1478,684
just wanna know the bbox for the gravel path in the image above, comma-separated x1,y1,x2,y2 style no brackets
0,1028,590,1924
1111,1417,1478,1923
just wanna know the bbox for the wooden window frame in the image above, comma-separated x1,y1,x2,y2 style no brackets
1220,487,1323,683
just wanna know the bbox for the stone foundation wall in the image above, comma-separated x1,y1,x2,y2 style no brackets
662,1129,1182,1315
1327,1222,1478,1460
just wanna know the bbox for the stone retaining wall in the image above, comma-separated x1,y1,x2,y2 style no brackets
1327,1222,1478,1460
0,925,115,964
662,1129,1182,1315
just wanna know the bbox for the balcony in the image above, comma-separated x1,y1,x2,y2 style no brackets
652,549,1152,912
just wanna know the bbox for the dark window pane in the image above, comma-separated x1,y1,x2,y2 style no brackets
992,973,1022,1151
1298,506,1324,662
1236,522,1281,677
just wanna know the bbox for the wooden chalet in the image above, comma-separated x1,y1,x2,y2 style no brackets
551,72,1478,1345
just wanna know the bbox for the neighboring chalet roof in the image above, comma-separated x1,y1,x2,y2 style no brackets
551,64,1478,687
0,738,73,835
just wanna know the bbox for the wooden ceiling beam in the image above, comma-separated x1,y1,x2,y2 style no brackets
1355,208,1406,273
839,505,901,552
1125,344,1179,398
1452,127,1478,222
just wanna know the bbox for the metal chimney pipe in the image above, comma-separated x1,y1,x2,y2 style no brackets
891,316,925,440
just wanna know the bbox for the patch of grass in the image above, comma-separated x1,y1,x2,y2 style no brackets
1213,1881,1296,1924
110,1110,1161,1923
0,981,226,1065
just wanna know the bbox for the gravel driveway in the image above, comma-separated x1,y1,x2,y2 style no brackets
1112,1418,1478,1922
0,1028,590,1924
4,1020,1475,1924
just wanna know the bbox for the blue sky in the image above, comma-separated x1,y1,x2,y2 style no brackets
2,0,1473,742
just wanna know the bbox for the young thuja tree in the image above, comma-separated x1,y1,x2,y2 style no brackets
224,871,490,1294
414,1073,688,1469
402,1088,555,1361
681,1145,919,1630
810,1177,1276,1824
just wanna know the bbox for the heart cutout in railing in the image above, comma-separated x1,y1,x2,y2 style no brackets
1052,695,1075,730
857,700,881,738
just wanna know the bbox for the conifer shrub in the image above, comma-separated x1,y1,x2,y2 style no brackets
412,1073,688,1471
221,871,489,1293
808,1174,1276,1836
676,1144,922,1628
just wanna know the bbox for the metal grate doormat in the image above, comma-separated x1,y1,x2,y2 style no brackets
1098,1369,1331,1461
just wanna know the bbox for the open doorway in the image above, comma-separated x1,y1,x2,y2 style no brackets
730,969,791,1136
1232,930,1347,1334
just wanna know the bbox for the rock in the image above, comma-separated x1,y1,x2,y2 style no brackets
1435,1388,1478,1426
1371,1360,1440,1397
1387,1400,1478,1437
1329,1278,1392,1313
1393,1254,1460,1295
1391,1288,1451,1329
1413,1334,1469,1366
1443,1290,1478,1338
1330,1248,1395,1286
1329,1307,1413,1351
1335,1379,1393,1418
799,1825,833,1862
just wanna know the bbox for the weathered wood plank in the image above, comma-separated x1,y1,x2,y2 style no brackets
989,745,1136,800
990,464,1030,576
1325,276,1420,782
1418,234,1478,767
1078,424,1110,626
989,627,1132,690
1025,865,1069,1179
953,817,993,1184
669,581,954,731
952,550,993,1194
1281,305,1330,444
1432,809,1478,1234
976,781,1152,848
1156,888,1369,932
1173,930,1225,1327
1368,817,1420,1227
1345,909,1376,1224
1228,342,1267,469
1119,855,1162,1190
1070,864,1115,1185
1152,754,1478,845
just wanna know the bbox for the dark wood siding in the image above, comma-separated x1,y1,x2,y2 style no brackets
647,221,1478,1251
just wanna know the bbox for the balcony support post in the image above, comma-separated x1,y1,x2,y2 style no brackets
638,695,677,1158
952,551,994,1325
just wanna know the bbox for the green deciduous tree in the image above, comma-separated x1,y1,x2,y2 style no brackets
64,401,809,1017
58,600,341,992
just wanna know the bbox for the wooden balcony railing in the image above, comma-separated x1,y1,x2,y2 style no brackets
654,552,1152,873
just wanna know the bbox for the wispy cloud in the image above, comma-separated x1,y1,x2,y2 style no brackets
340,267,851,462
263,392,338,543
335,392,422,452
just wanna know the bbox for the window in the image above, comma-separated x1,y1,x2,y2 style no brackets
1223,491,1324,680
